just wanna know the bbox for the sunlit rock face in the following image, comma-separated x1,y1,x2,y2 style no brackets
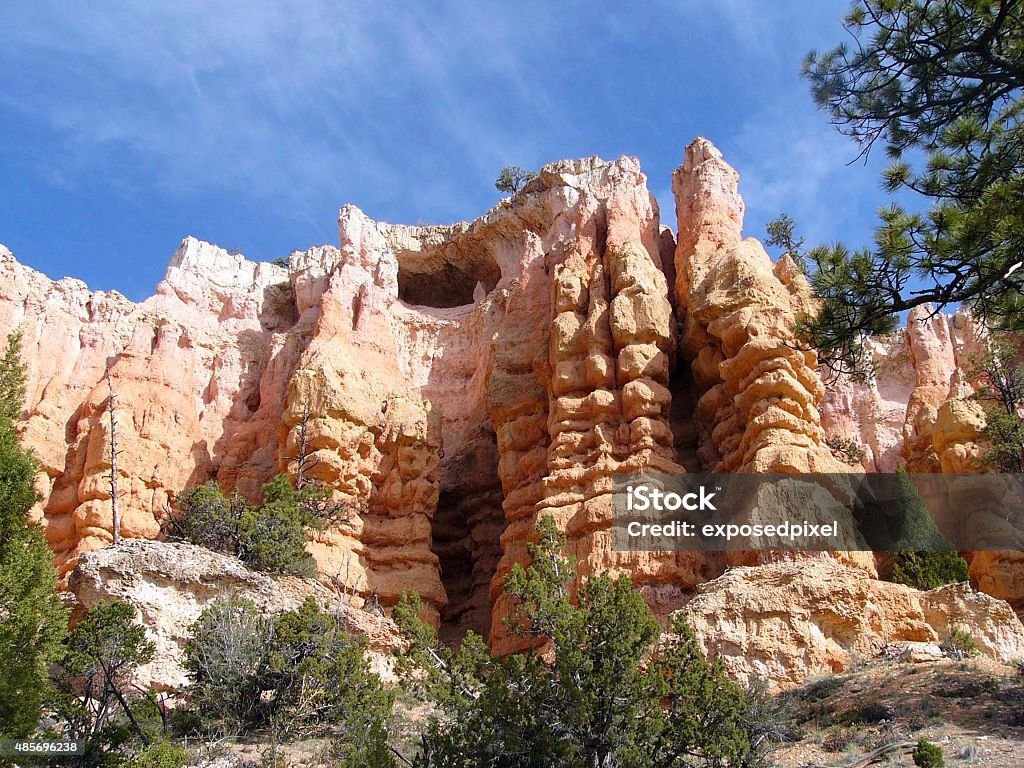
672,139,845,477
677,559,1024,689
4,138,1022,681
67,540,404,691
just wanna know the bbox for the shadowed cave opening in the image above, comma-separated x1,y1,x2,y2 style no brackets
396,243,502,308
430,434,506,645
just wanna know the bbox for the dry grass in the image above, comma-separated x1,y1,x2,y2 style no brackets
773,657,1024,767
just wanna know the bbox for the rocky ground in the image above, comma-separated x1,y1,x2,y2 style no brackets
177,657,1024,768
774,657,1024,767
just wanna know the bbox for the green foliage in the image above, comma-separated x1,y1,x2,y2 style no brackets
238,500,316,577
0,330,26,426
185,595,393,758
858,469,960,558
494,166,537,195
0,331,68,739
0,529,67,739
328,721,396,768
968,336,1024,472
395,515,762,767
127,739,189,768
941,627,979,660
765,213,807,272
268,597,393,744
799,0,1024,376
170,482,246,555
184,595,271,729
980,409,1024,472
52,601,157,766
0,331,40,549
170,475,322,576
891,551,970,590
863,471,971,590
913,738,945,768
825,436,867,466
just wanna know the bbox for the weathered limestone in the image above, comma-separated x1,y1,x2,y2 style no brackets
819,333,916,472
678,559,1024,689
671,139,876,578
902,306,961,472
68,540,403,690
673,139,844,476
0,239,306,576
3,137,1023,687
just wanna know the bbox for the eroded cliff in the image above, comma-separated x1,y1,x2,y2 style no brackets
3,138,1021,683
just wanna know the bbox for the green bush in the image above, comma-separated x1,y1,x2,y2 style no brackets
238,500,315,577
891,551,969,591
52,601,157,766
269,598,393,759
494,166,537,195
968,339,1024,473
941,627,979,660
171,482,246,555
913,738,944,768
881,473,968,591
184,595,272,730
0,331,68,739
171,475,320,577
185,595,393,754
128,739,189,768
394,515,762,768
981,407,1024,473
859,472,965,582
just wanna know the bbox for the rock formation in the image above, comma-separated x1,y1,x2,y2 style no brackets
68,540,403,690
4,137,1023,688
0,239,299,576
673,139,844,476
819,334,917,473
678,559,1024,689
817,303,1024,622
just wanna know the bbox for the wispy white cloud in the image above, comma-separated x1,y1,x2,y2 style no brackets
0,0,893,296
660,0,888,252
732,111,869,239
0,1,567,223
639,0,884,251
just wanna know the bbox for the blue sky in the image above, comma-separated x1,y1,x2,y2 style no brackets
0,0,894,301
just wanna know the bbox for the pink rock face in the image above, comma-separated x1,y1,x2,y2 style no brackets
819,334,916,473
672,140,877,576
4,138,1022,676
0,238,301,576
818,308,994,475
902,306,960,471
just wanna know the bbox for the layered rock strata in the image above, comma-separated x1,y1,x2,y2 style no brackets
820,305,1024,618
672,139,844,476
3,137,1022,666
0,239,299,575
671,139,875,575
